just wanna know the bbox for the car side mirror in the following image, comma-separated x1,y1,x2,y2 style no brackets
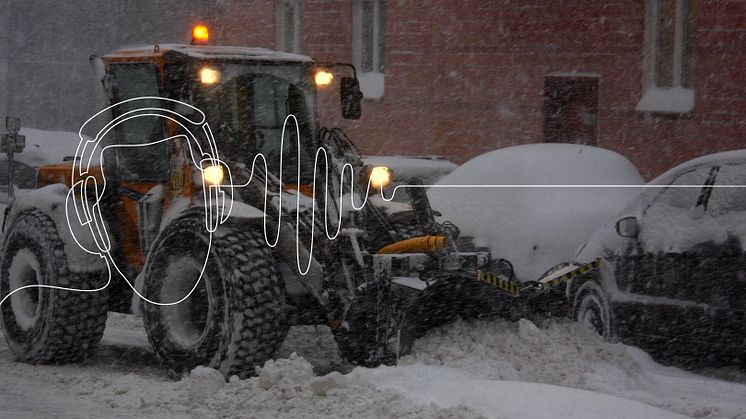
341,77,363,120
615,216,639,238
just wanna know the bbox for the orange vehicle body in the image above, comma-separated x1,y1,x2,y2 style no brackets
35,47,197,271
34,44,321,273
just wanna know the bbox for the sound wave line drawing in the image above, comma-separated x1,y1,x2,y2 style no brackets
1,96,745,309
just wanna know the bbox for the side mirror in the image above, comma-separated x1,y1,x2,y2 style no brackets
1,116,25,154
341,77,363,120
6,117,20,135
615,216,639,238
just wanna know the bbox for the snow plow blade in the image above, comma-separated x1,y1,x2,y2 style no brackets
340,251,527,366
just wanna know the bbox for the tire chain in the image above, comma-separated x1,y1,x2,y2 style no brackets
144,211,288,378
0,210,107,363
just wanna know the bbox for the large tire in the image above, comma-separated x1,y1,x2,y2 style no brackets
0,210,107,363
142,212,288,378
572,280,615,340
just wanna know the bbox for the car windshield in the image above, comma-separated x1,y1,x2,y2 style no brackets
191,63,317,184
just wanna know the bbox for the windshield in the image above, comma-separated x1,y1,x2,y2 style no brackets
190,63,317,184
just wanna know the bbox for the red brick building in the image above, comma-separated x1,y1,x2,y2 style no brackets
205,0,744,179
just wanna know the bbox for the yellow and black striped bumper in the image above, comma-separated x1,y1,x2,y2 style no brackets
476,259,603,296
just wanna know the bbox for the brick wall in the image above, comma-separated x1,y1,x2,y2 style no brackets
218,0,745,179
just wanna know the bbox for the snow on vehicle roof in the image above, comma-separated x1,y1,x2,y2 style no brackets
577,148,746,263
429,143,644,282
650,148,746,185
104,44,314,63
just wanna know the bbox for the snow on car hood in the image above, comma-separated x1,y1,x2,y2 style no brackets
362,155,457,184
429,143,644,281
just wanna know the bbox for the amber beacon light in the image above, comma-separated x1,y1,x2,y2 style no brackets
192,24,209,45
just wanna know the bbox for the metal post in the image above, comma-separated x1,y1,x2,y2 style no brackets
2,116,24,207
7,137,14,204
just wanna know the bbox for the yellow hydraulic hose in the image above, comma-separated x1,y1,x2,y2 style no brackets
377,235,447,254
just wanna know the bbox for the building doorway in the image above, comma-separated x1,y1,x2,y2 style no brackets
543,75,599,145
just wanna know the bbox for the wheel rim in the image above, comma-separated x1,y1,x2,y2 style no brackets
8,248,42,331
577,292,609,337
160,256,210,348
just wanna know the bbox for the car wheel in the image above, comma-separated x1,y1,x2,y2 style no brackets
572,280,615,340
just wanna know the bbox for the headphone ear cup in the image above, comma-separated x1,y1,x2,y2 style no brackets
65,181,106,256
205,184,220,233
84,176,111,253
218,189,227,224
90,200,111,253
219,166,233,224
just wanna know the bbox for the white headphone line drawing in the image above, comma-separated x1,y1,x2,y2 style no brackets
63,96,235,307
0,97,237,309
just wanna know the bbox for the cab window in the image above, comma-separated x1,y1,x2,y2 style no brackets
110,63,170,181
193,64,316,184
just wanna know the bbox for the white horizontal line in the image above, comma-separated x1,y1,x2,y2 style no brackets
397,184,745,188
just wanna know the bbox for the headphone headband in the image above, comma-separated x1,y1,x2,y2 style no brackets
68,96,233,256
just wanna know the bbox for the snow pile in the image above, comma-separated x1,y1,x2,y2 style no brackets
3,314,746,418
188,366,226,403
27,348,480,419
429,144,644,281
354,365,688,419
64,371,185,412
193,353,484,419
397,318,746,419
402,319,643,388
275,325,350,375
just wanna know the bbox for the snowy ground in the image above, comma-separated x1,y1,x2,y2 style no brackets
2,313,745,419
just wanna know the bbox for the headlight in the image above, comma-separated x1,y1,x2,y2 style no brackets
314,69,334,87
368,166,392,190
199,66,221,85
202,164,224,186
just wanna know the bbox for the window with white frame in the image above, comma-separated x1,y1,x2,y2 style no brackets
352,0,385,99
275,0,302,53
636,0,695,113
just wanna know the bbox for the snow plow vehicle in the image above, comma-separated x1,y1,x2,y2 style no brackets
0,25,531,378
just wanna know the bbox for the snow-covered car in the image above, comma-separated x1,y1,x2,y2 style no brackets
0,128,91,202
573,150,746,366
429,143,644,282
